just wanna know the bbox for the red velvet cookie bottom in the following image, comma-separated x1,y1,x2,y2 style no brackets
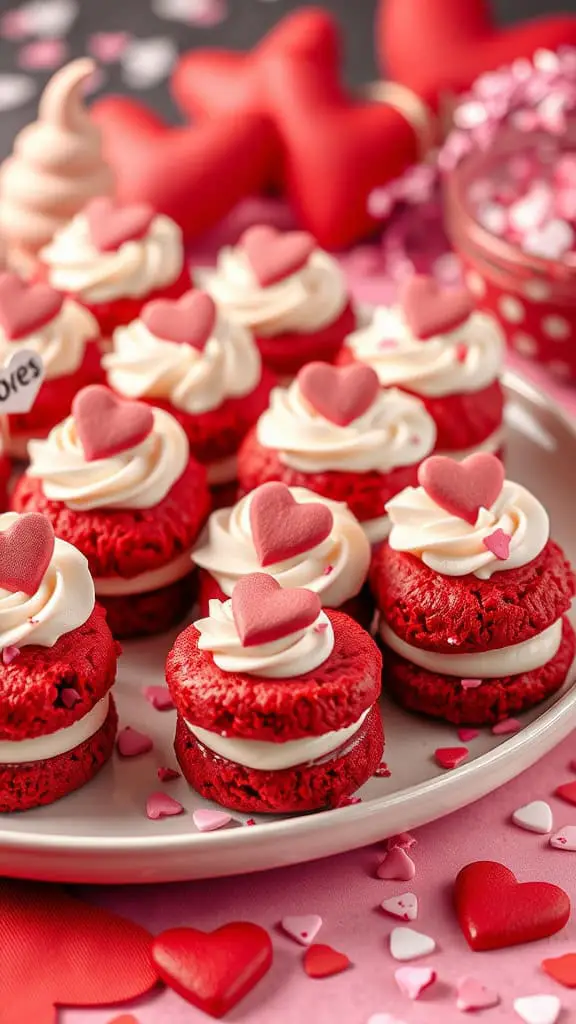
380,616,576,726
100,572,196,639
255,302,356,378
0,698,118,813
65,263,191,338
174,703,384,813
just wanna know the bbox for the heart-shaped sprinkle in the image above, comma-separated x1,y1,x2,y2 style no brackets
514,995,561,1024
146,793,184,820
542,953,576,987
0,514,54,595
483,529,511,560
249,483,333,567
0,273,63,339
399,275,474,339
303,943,351,979
390,927,436,962
158,766,180,782
1,644,20,665
376,848,416,882
456,977,500,1012
523,219,574,261
492,718,521,736
60,686,81,709
281,914,323,947
458,728,479,742
461,678,482,690
144,686,175,711
555,781,576,806
241,225,315,287
85,196,155,253
512,801,553,835
394,965,436,1000
192,809,232,832
418,453,505,525
435,747,468,770
387,833,416,851
117,727,153,758
381,893,418,922
231,573,321,647
141,290,216,350
298,361,380,427
550,826,576,851
72,385,154,461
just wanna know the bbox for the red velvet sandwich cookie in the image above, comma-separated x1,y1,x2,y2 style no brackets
11,384,210,638
0,511,119,812
338,275,505,458
370,453,576,724
0,272,104,457
202,225,356,378
237,361,436,546
103,288,275,503
38,197,191,337
166,572,384,813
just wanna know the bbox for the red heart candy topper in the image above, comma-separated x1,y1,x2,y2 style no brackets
72,384,154,462
142,290,216,350
231,572,322,647
399,275,474,340
0,273,63,340
85,196,155,253
418,453,505,525
298,362,380,427
0,513,55,596
249,482,334,567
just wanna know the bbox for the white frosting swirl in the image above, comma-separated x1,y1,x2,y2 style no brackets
203,248,347,336
387,479,549,578
0,298,98,380
103,314,261,415
195,598,334,678
345,306,504,397
27,407,189,511
0,512,95,648
40,212,184,304
257,383,436,474
193,487,370,606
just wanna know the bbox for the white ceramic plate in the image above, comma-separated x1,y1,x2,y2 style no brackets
0,371,574,884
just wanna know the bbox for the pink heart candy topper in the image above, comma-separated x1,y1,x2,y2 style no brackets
249,482,333,566
72,385,154,462
85,196,155,253
231,572,322,647
400,275,474,339
0,514,55,596
0,273,63,340
241,224,315,287
298,361,380,427
418,453,505,525
141,290,217,350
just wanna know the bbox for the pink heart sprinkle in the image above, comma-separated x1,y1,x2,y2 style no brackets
314,621,329,633
550,827,576,850
381,893,418,922
483,529,511,560
322,565,334,576
0,10,29,40
1,645,19,665
455,342,468,363
60,686,81,709
395,965,436,1000
17,39,67,70
146,792,184,820
434,746,469,770
88,31,130,63
461,678,482,690
157,766,180,782
144,686,175,711
281,914,323,947
245,818,256,827
492,718,521,736
456,976,500,1012
192,808,232,832
117,726,153,758
378,339,397,350
376,847,416,881
458,728,479,742
336,795,362,807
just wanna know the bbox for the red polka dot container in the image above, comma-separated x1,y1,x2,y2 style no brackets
441,49,576,382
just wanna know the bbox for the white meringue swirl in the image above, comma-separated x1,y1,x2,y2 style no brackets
0,298,98,380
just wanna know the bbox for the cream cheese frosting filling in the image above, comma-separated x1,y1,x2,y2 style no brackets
380,619,563,677
0,695,110,764
94,549,194,597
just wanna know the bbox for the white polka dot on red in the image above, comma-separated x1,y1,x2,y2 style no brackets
542,315,571,340
512,332,538,357
498,295,525,323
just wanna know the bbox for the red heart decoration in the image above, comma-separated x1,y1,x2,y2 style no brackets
85,196,154,253
0,273,63,340
454,861,571,951
298,362,380,427
303,944,351,979
249,482,334,566
399,276,473,339
142,290,216,350
434,746,469,770
231,572,322,647
0,879,158,1024
241,225,315,287
152,922,273,1018
0,513,55,595
555,781,576,806
542,953,576,988
72,384,154,462
418,453,505,526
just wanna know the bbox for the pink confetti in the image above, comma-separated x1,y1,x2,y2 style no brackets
144,686,175,711
492,718,521,736
157,766,180,782
192,808,232,832
314,621,329,633
456,976,500,1012
322,565,334,576
395,965,436,1000
87,31,130,63
482,529,511,560
376,847,415,881
455,342,468,364
435,746,469,770
245,818,256,827
0,9,29,39
60,687,81,709
1,645,20,665
335,795,362,807
117,726,153,758
458,728,479,742
17,39,67,70
461,678,482,690
146,792,184,820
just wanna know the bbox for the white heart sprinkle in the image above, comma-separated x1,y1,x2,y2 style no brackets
0,73,36,110
389,926,436,962
522,219,574,260
550,825,576,850
21,0,78,38
281,914,322,947
381,893,418,922
514,994,561,1024
512,801,553,835
121,36,177,89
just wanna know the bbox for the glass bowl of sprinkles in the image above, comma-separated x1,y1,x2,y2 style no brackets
441,48,576,381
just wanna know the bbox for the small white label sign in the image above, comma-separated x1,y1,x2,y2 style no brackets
0,349,44,414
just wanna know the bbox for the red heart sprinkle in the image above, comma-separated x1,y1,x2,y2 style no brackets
0,514,54,596
303,943,351,979
117,727,153,758
555,781,576,806
435,746,469,770
298,361,380,427
146,793,184,820
141,290,216,350
231,572,321,647
400,275,474,339
455,861,571,951
418,453,505,525
458,728,479,742
241,224,315,286
0,273,63,340
542,952,576,988
72,385,154,461
157,767,181,782
144,686,175,711
85,196,154,253
249,482,333,566
483,529,511,560
152,923,273,1017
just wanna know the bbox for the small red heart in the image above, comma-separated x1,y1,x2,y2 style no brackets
298,362,380,427
399,276,474,340
455,861,571,952
231,572,321,647
0,514,55,595
241,225,315,287
418,453,505,526
152,922,273,1018
303,943,351,979
555,781,576,806
249,482,333,567
141,290,216,350
542,952,576,988
72,384,154,461
0,273,63,340
434,746,469,770
85,196,155,253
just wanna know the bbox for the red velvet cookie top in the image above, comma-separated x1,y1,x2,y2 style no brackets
141,289,216,350
241,225,315,287
399,275,474,340
72,384,154,462
0,513,55,596
298,361,380,426
0,273,63,340
232,572,322,647
418,453,505,526
85,196,155,253
249,482,333,566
